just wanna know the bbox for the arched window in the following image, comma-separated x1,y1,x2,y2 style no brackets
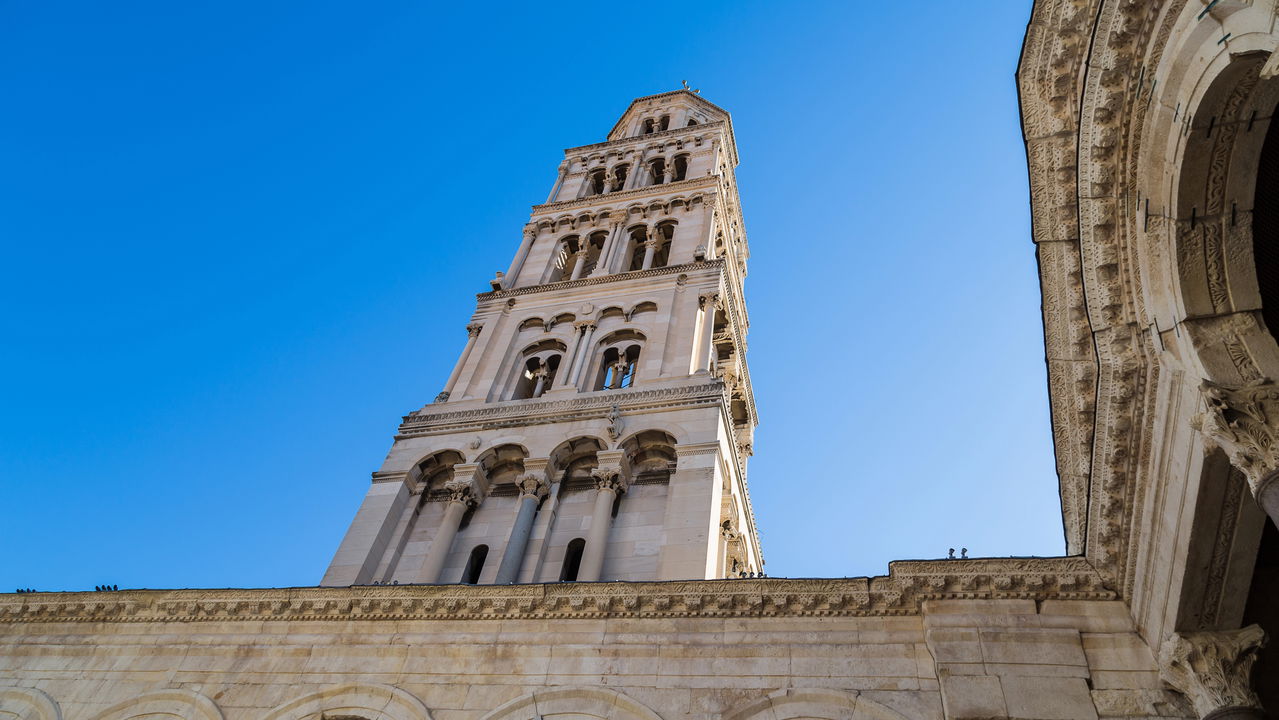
641,118,655,135
462,544,488,584
586,168,607,196
658,115,670,131
611,164,629,192
622,429,677,484
686,117,698,127
671,154,689,182
511,354,561,400
595,344,641,391
624,226,648,272
648,157,667,185
560,538,586,581
549,235,581,283
650,223,674,269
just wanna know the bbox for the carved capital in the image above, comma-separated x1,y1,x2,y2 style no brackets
1193,381,1279,498
433,391,450,403
514,473,549,500
574,320,597,333
699,292,721,311
590,467,627,494
523,224,538,240
442,480,479,507
1158,625,1266,717
466,323,484,338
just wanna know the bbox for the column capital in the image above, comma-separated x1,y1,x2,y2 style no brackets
466,322,484,337
442,479,480,508
514,473,550,500
574,320,597,333
523,224,538,240
699,292,722,310
590,466,627,494
1158,625,1266,718
1194,380,1279,501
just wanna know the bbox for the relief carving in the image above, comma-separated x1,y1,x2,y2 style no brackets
1193,380,1279,501
1158,625,1266,718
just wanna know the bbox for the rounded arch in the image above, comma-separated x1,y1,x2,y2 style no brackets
620,429,679,480
478,687,663,720
475,443,529,484
261,684,432,720
628,301,658,320
548,436,608,480
89,690,222,720
517,316,547,332
0,688,61,720
408,448,467,491
723,689,914,720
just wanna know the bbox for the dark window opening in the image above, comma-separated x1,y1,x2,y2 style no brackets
610,491,622,518
560,538,586,581
1243,517,1279,711
659,115,670,131
462,544,488,584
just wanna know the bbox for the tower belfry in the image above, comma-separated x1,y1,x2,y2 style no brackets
323,89,761,585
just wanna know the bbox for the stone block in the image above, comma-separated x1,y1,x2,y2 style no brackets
1001,677,1097,720
940,675,1007,719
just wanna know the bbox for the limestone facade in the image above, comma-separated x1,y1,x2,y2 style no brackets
7,3,1279,717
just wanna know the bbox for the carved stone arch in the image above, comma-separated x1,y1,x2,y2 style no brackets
722,689,914,720
0,688,61,720
517,316,547,332
261,684,431,720
89,690,222,720
477,687,663,720
628,300,659,320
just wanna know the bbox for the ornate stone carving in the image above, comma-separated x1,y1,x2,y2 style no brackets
466,323,483,337
443,480,479,507
433,391,450,403
606,404,624,440
591,467,627,494
1158,625,1267,718
1193,380,1279,500
513,474,549,500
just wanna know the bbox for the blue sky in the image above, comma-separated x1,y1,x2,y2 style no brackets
0,1,1059,591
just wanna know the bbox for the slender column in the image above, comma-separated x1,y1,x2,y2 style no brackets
640,231,658,270
569,249,589,281
569,321,598,387
546,161,568,203
693,293,719,374
504,225,538,288
578,465,627,582
1159,625,1267,720
592,217,625,277
602,167,616,195
416,480,479,583
436,323,484,402
494,471,550,584
554,325,586,389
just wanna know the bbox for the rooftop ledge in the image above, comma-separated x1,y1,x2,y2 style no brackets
0,557,1110,623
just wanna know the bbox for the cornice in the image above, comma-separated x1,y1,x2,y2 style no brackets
0,557,1112,624
531,176,716,215
400,381,728,436
476,260,724,301
565,120,727,156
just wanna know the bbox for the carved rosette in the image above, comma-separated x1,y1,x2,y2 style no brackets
1194,381,1279,501
1158,625,1267,718
442,480,479,508
513,474,549,501
590,467,627,495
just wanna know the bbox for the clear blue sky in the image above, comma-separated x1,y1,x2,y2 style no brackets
0,1,1059,591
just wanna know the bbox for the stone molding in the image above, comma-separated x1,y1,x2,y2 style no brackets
88,690,222,720
0,687,62,720
1158,625,1267,718
1194,380,1279,499
399,381,728,435
479,687,662,720
533,176,716,214
261,683,432,720
476,260,723,301
0,558,1112,623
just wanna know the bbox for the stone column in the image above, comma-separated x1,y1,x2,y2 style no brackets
1159,625,1267,720
554,325,586,389
546,161,568,203
602,167,616,195
1194,381,1279,528
569,249,590,281
568,321,598,387
504,224,538,288
435,323,484,402
578,460,627,582
640,235,658,270
592,216,625,277
693,293,719,374
416,478,480,583
494,466,550,584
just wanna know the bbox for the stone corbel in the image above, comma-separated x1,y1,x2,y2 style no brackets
1193,380,1279,515
1158,625,1266,719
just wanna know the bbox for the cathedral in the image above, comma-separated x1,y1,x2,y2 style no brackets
4,2,1279,718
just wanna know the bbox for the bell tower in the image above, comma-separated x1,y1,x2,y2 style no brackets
322,89,761,586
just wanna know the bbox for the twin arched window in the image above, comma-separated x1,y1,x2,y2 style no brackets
512,342,565,400
625,223,674,272
595,344,640,391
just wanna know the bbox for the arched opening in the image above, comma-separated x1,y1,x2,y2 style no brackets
671,154,689,182
595,344,641,391
1252,100,1279,343
586,169,606,196
686,117,698,127
622,429,677,485
648,157,667,185
658,115,670,131
511,354,561,400
641,118,655,135
624,226,648,271
549,235,581,283
559,538,586,581
650,222,674,268
611,164,629,192
461,544,488,584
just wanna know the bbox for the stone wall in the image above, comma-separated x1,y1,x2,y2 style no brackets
0,570,1190,720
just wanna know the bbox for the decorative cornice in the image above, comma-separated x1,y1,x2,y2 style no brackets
400,381,728,435
476,260,724,301
531,176,715,214
0,557,1112,624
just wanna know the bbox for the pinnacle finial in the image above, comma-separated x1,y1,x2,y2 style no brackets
681,79,700,94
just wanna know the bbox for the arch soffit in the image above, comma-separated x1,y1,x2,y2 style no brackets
617,426,683,451
478,687,663,720
261,684,432,720
595,328,647,346
88,690,222,720
722,689,913,720
0,688,61,720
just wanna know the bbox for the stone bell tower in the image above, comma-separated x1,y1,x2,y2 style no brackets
322,89,761,586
